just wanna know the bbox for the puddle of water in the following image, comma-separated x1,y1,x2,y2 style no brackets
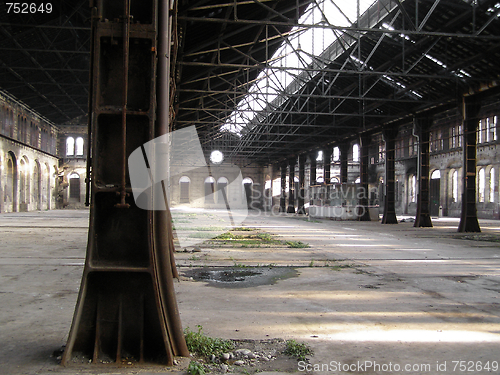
198,269,262,282
181,266,298,288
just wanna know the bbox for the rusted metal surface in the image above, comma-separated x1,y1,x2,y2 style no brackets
62,0,188,366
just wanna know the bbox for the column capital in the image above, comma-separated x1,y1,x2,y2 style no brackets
359,133,372,147
382,127,399,142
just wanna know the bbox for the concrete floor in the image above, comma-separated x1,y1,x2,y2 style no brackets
1,209,500,374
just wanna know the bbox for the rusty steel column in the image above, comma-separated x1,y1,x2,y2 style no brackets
62,0,188,366
297,155,306,215
279,162,287,212
287,158,296,213
339,144,349,183
309,153,317,186
381,127,399,224
309,154,317,209
358,134,372,221
458,96,482,233
414,115,433,228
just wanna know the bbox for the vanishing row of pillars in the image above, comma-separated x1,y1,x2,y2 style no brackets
275,96,482,232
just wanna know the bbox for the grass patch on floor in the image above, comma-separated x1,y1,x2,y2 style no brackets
184,325,234,357
284,339,313,361
189,232,218,239
454,234,500,243
192,228,311,249
285,240,310,248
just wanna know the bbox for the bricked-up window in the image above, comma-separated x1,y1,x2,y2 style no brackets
450,125,457,149
490,168,495,203
378,141,385,161
41,129,48,152
452,170,459,203
489,116,497,142
30,122,38,147
204,176,215,203
352,144,359,162
430,130,443,152
179,176,190,203
479,118,487,143
75,137,84,156
409,136,418,156
408,174,417,203
395,139,403,159
316,150,323,162
333,147,340,162
66,137,75,156
478,168,485,203
480,116,498,143
69,173,80,201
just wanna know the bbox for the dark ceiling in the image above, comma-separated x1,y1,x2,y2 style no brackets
174,0,500,166
2,0,500,166
0,0,91,124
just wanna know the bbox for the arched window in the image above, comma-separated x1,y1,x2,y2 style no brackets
333,147,340,162
451,170,459,203
408,174,417,203
478,168,485,203
316,150,323,162
352,144,360,162
66,137,75,156
75,137,84,156
204,176,215,203
489,168,495,203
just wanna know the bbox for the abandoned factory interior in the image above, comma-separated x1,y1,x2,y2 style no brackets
1,0,500,374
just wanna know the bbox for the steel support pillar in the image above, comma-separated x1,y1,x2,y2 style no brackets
458,96,481,232
62,0,189,366
309,154,317,208
358,134,372,221
323,148,331,205
414,116,433,228
297,155,306,214
287,158,296,213
323,149,331,183
340,144,349,183
381,128,398,224
279,162,287,212
310,154,317,186
270,163,279,212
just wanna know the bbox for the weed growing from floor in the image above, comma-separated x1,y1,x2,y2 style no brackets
256,232,274,241
189,232,217,239
184,325,234,357
286,241,310,248
214,232,243,240
188,360,205,375
330,264,354,271
284,339,313,361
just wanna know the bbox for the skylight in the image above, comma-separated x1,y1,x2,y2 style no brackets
221,0,377,135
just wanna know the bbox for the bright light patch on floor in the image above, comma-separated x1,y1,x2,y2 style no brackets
326,330,500,343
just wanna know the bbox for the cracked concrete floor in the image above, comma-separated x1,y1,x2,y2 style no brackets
0,209,499,374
